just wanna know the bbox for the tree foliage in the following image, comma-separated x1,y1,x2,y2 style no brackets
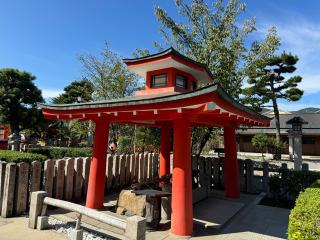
52,79,94,104
51,80,95,147
252,133,285,160
79,43,140,100
0,68,43,134
243,52,303,144
155,0,261,97
152,0,281,157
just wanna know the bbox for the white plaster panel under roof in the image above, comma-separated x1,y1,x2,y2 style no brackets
127,57,213,85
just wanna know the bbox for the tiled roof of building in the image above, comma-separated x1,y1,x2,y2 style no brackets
239,112,320,135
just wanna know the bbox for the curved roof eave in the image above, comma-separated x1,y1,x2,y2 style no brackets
40,84,271,123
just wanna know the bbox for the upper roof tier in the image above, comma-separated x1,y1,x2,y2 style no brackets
123,48,214,85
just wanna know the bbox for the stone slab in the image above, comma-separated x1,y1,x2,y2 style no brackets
64,158,74,201
54,160,65,200
73,158,83,202
1,163,16,218
30,161,41,193
193,197,244,228
44,160,54,198
14,162,29,215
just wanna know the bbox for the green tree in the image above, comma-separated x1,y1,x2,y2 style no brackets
0,68,43,135
242,52,303,146
52,79,95,147
153,0,281,158
155,0,258,96
252,133,270,160
79,43,140,100
79,43,142,149
52,79,94,104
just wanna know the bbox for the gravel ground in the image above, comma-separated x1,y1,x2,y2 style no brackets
48,217,112,240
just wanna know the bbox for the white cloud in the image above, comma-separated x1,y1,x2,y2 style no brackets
297,73,320,95
41,89,63,99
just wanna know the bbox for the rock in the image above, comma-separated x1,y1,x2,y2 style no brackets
116,206,126,215
117,190,146,216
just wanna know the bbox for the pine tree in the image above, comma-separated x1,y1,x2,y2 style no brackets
242,52,303,156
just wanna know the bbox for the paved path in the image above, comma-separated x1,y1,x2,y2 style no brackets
204,205,290,240
0,216,67,240
146,192,290,240
0,192,289,240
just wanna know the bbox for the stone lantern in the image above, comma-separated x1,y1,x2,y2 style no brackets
286,117,308,170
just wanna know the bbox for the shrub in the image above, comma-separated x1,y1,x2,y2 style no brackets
270,169,320,202
251,133,285,160
288,179,320,240
0,150,47,163
27,147,92,159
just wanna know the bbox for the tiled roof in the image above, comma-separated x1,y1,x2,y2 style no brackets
239,113,320,135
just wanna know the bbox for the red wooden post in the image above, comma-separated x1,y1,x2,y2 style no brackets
86,120,109,209
224,123,240,198
171,118,193,236
159,124,171,185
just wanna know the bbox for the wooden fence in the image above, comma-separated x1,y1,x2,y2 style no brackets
0,153,159,218
191,156,269,194
0,152,297,218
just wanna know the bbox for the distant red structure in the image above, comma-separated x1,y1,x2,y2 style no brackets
40,48,271,237
0,125,9,150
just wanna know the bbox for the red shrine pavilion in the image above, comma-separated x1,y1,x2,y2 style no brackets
41,48,271,237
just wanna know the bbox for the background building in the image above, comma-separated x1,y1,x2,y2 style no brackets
238,108,320,156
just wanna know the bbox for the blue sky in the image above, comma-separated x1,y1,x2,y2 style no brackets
1,0,320,111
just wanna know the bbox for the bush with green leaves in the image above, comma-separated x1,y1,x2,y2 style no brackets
288,179,320,240
252,133,285,160
270,169,320,202
27,147,92,159
0,150,47,163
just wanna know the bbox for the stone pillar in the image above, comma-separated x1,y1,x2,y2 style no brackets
288,135,294,161
171,118,193,237
159,124,171,185
294,134,302,171
224,124,240,198
262,161,269,193
64,158,74,201
86,120,109,209
1,163,16,217
15,162,29,215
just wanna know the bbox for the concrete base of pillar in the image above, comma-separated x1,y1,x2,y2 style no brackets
70,229,83,240
37,216,48,230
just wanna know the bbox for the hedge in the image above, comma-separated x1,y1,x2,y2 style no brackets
27,147,92,159
270,169,320,202
0,150,47,163
288,179,320,240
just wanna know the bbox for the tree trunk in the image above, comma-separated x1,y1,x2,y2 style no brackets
195,127,213,161
272,98,282,159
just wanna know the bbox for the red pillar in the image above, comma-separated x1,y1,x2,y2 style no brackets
224,123,240,198
159,124,171,183
171,118,193,237
86,120,109,209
